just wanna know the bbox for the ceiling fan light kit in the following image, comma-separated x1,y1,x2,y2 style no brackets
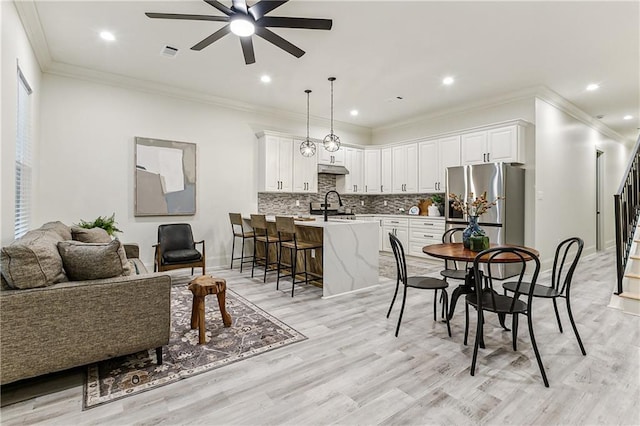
145,0,332,65
323,77,341,153
300,89,316,157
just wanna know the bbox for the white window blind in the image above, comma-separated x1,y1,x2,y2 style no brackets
15,69,33,238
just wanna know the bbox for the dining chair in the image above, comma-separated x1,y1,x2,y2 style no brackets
153,223,205,275
250,214,280,283
440,227,468,282
275,216,323,297
502,237,585,355
387,233,451,337
229,213,254,272
464,246,548,387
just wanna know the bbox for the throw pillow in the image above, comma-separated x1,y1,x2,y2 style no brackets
71,226,111,243
1,230,68,289
57,239,133,281
40,221,72,241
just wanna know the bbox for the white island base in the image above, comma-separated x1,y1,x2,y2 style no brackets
303,220,380,299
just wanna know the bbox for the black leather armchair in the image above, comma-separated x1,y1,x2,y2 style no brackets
154,224,205,275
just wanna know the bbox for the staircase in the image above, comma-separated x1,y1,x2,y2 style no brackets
614,227,640,315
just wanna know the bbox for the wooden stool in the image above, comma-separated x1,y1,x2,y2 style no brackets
188,275,232,344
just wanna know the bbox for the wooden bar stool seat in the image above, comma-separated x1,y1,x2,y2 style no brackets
275,216,323,297
250,214,281,283
229,213,254,272
188,275,232,344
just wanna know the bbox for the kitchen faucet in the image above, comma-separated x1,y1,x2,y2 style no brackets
324,190,343,222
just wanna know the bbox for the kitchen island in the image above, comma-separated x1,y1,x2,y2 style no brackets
254,217,379,298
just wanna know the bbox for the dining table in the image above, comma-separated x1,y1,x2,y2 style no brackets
423,242,539,348
422,242,540,321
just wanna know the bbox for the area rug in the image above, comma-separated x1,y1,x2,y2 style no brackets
84,285,306,409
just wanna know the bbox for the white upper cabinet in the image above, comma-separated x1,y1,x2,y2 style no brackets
258,134,293,192
381,147,393,194
363,149,381,194
462,124,525,165
337,147,364,194
292,140,318,193
392,143,418,193
318,146,345,166
418,136,460,193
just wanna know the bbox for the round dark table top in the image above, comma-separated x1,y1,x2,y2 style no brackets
422,242,539,263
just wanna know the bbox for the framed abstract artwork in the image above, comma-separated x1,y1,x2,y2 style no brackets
134,137,196,216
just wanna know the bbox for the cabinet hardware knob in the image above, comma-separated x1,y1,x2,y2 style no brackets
381,185,383,192
483,153,486,162
487,152,490,162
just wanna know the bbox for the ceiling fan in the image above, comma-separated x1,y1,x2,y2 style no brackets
145,0,333,65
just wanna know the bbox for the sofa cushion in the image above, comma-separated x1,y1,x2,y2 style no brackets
163,248,202,263
57,239,132,281
1,230,68,289
40,221,72,241
71,226,111,243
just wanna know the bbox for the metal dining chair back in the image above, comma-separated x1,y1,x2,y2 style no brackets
440,227,468,281
465,246,548,387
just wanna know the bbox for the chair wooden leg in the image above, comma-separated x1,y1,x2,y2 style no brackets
566,294,587,355
197,296,206,344
251,238,257,278
190,294,199,329
216,289,232,327
552,298,563,333
527,312,549,387
266,241,271,284
291,248,297,297
230,236,236,269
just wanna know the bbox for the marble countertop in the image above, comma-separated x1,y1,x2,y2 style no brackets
356,214,445,220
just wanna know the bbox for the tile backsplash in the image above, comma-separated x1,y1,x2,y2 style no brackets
258,174,441,216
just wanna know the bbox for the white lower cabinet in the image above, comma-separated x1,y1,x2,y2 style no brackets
408,217,445,257
382,218,409,251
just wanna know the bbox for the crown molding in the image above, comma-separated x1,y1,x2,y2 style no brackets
13,0,52,71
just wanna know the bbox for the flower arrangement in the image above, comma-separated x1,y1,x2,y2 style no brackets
449,192,502,217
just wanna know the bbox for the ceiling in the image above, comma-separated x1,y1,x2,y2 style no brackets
20,1,640,142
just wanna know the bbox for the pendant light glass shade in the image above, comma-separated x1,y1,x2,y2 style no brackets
300,89,316,157
323,77,341,152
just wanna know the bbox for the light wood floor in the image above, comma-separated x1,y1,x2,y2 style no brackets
1,250,639,425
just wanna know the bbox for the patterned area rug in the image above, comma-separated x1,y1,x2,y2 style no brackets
84,285,306,409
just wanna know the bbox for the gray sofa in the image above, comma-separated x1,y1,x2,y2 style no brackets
0,222,171,385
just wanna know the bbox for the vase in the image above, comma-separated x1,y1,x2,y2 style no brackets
463,216,483,249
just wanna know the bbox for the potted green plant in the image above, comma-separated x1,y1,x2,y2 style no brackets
76,213,122,236
431,194,444,216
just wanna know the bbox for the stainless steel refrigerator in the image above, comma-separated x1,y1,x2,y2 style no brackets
445,162,525,278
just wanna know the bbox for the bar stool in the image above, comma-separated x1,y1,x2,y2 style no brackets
229,213,254,272
250,214,280,282
275,216,323,297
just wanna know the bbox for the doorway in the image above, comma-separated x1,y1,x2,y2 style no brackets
596,150,604,251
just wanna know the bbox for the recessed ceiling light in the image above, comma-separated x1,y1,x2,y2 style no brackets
624,115,633,120
350,110,359,116
260,75,271,83
443,76,455,85
100,31,115,42
586,83,599,91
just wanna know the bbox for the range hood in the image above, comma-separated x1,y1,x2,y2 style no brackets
317,164,350,175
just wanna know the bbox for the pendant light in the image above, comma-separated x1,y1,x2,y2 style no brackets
300,89,316,157
323,77,341,152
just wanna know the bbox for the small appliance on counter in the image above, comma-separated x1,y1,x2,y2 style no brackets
309,202,356,220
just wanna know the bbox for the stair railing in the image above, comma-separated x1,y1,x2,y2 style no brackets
614,134,640,294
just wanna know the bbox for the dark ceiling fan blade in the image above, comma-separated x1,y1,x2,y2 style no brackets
145,12,229,22
231,0,248,14
240,37,256,64
258,16,332,30
203,0,233,16
248,0,288,21
191,25,231,51
255,26,305,58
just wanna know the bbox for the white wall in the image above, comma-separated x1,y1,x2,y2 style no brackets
1,1,42,245
534,98,629,267
371,97,535,145
36,73,370,269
